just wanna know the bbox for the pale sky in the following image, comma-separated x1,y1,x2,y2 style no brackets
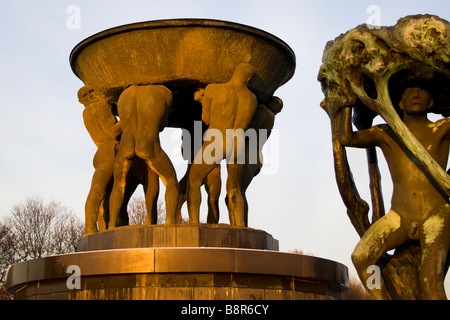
1,0,450,294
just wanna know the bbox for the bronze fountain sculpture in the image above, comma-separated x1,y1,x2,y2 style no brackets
70,19,296,234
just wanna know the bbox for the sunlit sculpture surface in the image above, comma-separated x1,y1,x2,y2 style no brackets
319,14,450,299
70,19,295,234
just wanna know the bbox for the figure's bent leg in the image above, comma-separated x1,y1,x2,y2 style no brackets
187,139,223,224
97,198,108,232
187,162,217,224
352,210,408,300
205,165,221,224
84,167,114,236
224,194,233,225
241,165,258,228
120,171,141,227
139,142,179,225
176,165,191,223
225,130,248,226
419,204,450,300
98,179,113,231
144,168,160,225
226,163,245,227
109,154,133,228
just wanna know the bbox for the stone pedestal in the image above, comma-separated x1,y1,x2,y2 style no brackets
76,224,279,251
6,225,349,300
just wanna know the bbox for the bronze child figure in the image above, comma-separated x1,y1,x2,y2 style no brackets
339,82,450,299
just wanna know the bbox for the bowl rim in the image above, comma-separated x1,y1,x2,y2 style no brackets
69,18,296,83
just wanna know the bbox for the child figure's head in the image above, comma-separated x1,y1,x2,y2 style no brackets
399,86,434,115
397,79,435,116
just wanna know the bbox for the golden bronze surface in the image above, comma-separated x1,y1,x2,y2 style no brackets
70,19,295,106
319,14,450,299
6,247,348,300
76,224,279,251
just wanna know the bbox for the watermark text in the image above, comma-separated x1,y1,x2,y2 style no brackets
366,265,381,290
366,5,381,29
66,5,81,30
66,265,81,290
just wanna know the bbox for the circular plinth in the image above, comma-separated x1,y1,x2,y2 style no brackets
70,19,296,103
76,224,279,252
6,247,348,300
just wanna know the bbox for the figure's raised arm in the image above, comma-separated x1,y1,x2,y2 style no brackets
338,106,385,149
98,104,122,140
112,121,123,140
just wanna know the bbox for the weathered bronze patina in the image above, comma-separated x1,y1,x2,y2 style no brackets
319,14,450,299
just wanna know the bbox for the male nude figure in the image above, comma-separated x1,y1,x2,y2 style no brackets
187,62,258,226
339,83,450,299
78,86,122,236
109,85,179,227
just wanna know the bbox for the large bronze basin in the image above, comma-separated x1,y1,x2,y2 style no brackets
70,19,296,108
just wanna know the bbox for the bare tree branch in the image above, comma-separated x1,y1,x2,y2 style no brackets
0,196,84,293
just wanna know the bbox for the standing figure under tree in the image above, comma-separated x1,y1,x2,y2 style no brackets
319,14,450,299
338,82,450,300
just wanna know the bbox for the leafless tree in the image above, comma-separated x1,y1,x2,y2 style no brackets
0,196,84,297
0,223,15,284
127,195,166,225
126,195,193,225
342,275,373,300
